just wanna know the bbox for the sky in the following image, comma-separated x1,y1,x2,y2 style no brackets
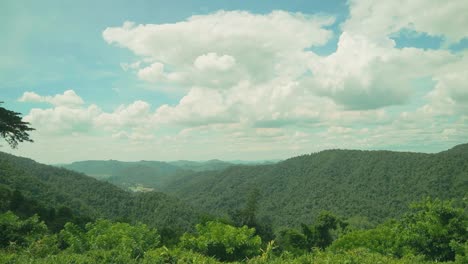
1,0,467,164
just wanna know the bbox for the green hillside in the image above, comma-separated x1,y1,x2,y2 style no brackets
1,147,467,263
165,144,468,228
61,159,235,191
169,159,234,171
0,152,199,231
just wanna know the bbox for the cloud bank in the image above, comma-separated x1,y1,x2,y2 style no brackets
13,3,468,162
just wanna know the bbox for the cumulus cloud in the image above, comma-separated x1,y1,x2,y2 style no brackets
24,105,100,134
306,32,457,109
13,4,468,163
137,62,165,82
154,87,238,126
299,0,467,111
19,90,84,107
194,53,236,71
94,100,153,130
102,6,468,134
19,91,156,139
103,10,335,88
433,52,468,103
343,0,468,43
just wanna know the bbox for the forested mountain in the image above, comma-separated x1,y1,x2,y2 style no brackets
1,147,467,263
60,160,182,180
165,144,468,228
60,159,236,191
168,159,234,172
0,152,199,231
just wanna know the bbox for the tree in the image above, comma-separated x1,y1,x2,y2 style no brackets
397,198,467,261
0,211,48,248
180,221,262,261
278,211,345,253
230,188,260,228
60,219,160,259
0,102,34,148
330,198,467,261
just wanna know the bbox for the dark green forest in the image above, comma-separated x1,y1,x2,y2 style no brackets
164,145,468,228
1,144,467,263
0,152,199,231
1,194,467,263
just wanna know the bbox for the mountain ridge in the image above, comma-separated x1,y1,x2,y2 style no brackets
0,151,199,231
164,143,468,228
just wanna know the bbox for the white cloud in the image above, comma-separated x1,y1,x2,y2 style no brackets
18,91,43,102
343,0,468,43
24,105,100,134
11,5,468,163
306,32,457,109
19,91,156,138
137,62,165,82
94,100,153,130
120,61,141,71
103,10,335,89
154,87,238,126
112,131,155,141
19,90,84,107
432,52,468,105
194,53,236,71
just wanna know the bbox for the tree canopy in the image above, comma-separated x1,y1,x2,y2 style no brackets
0,102,34,148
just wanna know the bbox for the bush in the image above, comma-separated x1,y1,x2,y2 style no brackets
180,221,262,261
0,211,47,249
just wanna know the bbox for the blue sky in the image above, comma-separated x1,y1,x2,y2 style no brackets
1,0,467,163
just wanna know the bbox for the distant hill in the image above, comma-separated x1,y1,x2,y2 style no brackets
164,143,468,229
168,159,234,172
0,152,199,231
60,159,281,192
106,162,184,191
59,160,166,179
5,144,467,231
60,159,237,191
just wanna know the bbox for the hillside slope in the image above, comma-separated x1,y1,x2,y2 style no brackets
61,159,235,191
0,152,199,230
165,144,468,228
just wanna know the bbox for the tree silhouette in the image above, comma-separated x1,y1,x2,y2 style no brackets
0,102,34,148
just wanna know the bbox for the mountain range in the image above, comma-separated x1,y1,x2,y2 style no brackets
2,143,467,231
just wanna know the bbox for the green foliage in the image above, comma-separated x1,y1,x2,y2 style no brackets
330,221,402,256
246,248,432,264
397,198,468,261
277,228,307,255
180,221,262,261
230,188,275,242
310,249,431,264
0,103,34,148
278,211,345,254
60,219,160,260
230,188,260,228
28,234,60,258
0,202,465,264
453,241,468,264
86,219,160,258
0,211,47,248
1,144,467,263
59,222,89,253
331,198,468,261
143,247,222,264
1,188,91,233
